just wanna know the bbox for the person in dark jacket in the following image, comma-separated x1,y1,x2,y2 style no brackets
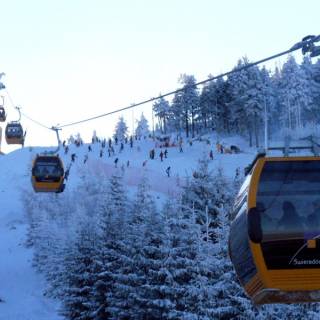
279,201,301,230
306,200,320,230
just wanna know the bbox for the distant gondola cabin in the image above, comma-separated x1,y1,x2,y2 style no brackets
31,155,65,193
5,122,24,145
0,107,6,122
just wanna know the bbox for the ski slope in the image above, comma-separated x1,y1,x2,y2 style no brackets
0,135,255,319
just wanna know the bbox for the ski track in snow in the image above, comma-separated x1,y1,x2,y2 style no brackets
0,135,255,319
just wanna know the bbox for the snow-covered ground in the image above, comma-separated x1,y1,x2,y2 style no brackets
0,149,63,320
0,135,255,319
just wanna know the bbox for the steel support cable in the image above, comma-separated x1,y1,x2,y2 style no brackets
5,89,52,130
2,35,320,131
56,35,320,129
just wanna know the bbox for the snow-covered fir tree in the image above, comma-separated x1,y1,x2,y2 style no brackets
135,113,150,139
108,176,162,318
113,116,128,142
171,74,199,138
278,55,312,130
61,218,100,320
153,96,171,134
92,171,129,319
182,155,233,240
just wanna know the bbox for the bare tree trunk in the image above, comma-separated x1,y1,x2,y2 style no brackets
248,124,253,147
185,111,189,138
254,114,259,148
191,109,195,138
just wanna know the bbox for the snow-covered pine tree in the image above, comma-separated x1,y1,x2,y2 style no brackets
125,179,169,318
172,74,199,138
108,175,162,318
161,197,207,319
301,56,320,123
22,189,44,248
228,57,266,147
44,194,78,299
199,78,219,133
135,113,150,139
92,171,129,320
153,96,171,134
182,155,233,240
278,55,312,130
61,218,100,320
113,116,128,142
199,77,232,134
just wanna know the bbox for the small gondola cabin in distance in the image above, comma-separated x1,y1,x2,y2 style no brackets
31,155,65,193
229,138,320,304
5,122,25,145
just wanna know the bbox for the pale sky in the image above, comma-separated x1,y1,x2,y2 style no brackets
0,0,319,153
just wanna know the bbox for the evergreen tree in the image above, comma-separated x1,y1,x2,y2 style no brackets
199,78,220,132
61,219,100,320
182,156,233,240
301,56,320,122
172,74,199,137
161,198,205,319
109,176,160,318
228,58,266,147
278,55,312,130
113,116,128,142
92,171,129,319
135,113,150,139
153,96,171,134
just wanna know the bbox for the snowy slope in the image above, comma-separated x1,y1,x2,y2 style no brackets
0,148,63,320
0,135,255,319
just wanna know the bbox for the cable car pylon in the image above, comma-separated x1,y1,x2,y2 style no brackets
31,126,65,193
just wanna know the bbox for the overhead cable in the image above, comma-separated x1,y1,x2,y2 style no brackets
56,34,320,129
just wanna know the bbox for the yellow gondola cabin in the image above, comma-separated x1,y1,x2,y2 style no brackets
5,122,25,145
31,155,65,193
229,153,320,304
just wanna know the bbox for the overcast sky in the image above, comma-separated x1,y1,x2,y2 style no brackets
0,0,319,152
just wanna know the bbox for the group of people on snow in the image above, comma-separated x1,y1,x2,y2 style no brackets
63,133,242,181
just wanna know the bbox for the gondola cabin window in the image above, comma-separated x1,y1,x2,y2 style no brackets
257,160,320,269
